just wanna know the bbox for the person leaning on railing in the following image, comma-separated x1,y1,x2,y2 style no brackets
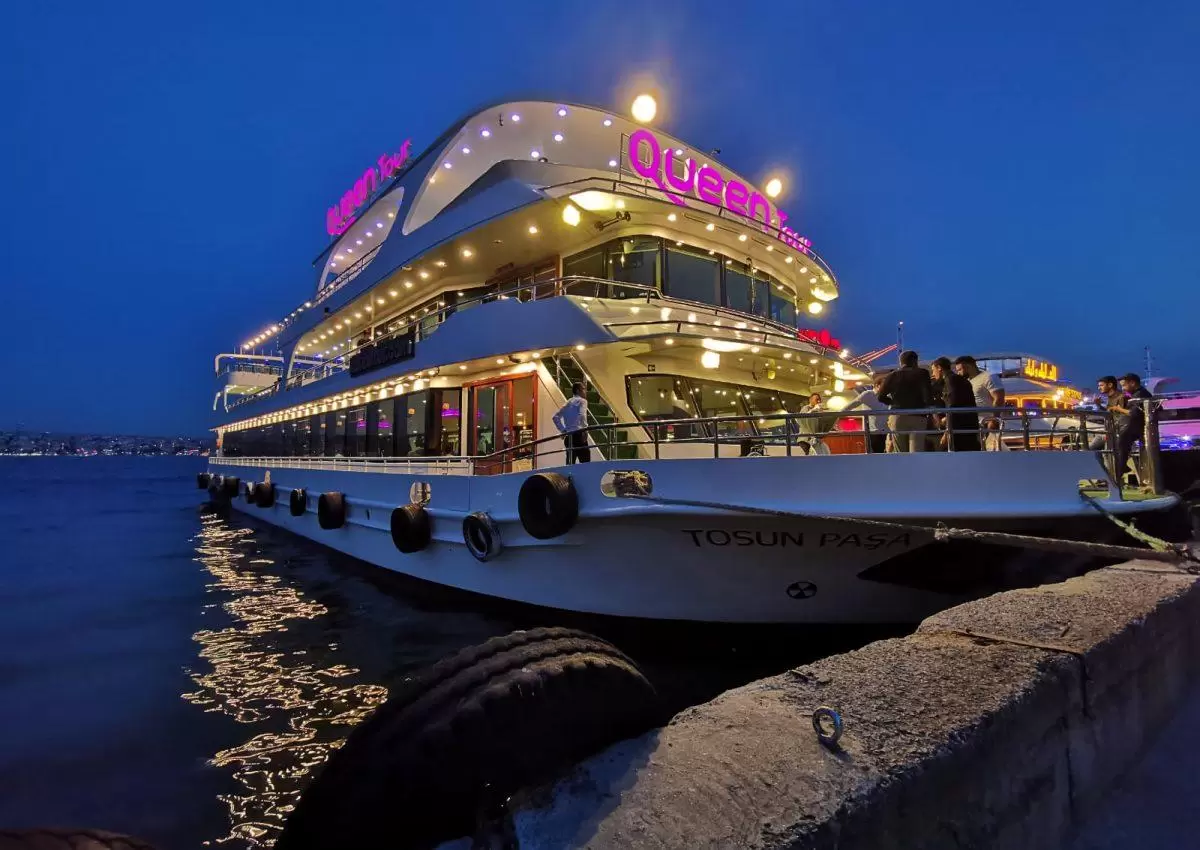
877,350,933,453
954,355,1005,450
1112,372,1154,485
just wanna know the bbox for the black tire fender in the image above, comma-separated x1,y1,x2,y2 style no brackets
207,475,223,499
289,488,307,517
517,472,579,539
462,511,502,561
220,476,240,500
318,492,346,530
255,482,275,508
390,503,432,553
275,628,660,850
197,472,211,490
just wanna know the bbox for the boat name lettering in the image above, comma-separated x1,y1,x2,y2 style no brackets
627,129,812,255
1023,358,1059,382
327,140,412,236
683,530,911,549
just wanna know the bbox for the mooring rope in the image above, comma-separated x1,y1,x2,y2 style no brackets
621,493,1199,572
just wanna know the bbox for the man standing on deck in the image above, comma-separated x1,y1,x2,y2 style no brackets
1112,373,1153,484
878,351,933,452
954,356,1006,449
553,382,591,464
843,375,890,453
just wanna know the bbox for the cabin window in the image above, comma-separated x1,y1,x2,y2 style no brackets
664,246,720,306
626,375,704,440
724,260,753,315
606,237,661,295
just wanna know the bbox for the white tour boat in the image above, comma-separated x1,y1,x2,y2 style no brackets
202,98,1181,625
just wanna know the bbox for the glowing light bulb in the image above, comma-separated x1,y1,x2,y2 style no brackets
631,94,657,123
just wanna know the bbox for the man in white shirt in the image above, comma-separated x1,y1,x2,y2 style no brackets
843,375,890,453
552,382,591,464
953,356,1005,449
796,392,831,455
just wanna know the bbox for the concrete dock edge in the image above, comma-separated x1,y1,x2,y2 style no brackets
509,561,1200,849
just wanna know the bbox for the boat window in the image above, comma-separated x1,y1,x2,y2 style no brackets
626,375,705,440
741,387,806,436
607,237,661,296
345,406,367,456
400,391,429,456
326,411,346,457
688,378,756,438
724,260,753,315
770,283,797,326
751,270,771,319
368,399,395,456
430,389,462,456
664,246,720,306
310,414,326,456
295,418,312,456
563,247,607,296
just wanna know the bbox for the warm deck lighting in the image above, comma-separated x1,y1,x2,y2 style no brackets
808,302,824,315
700,350,720,369
765,178,783,198
562,204,582,227
631,94,657,123
706,222,715,232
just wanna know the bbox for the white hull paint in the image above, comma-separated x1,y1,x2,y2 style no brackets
208,452,1176,624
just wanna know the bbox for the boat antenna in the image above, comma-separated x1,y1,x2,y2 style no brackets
896,321,905,365
1144,346,1154,380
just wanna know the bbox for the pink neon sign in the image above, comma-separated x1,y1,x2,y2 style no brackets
326,140,413,236
627,129,811,254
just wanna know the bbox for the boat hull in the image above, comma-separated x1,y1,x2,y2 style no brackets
206,452,1181,625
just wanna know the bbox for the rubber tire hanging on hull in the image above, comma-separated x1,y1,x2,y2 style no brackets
255,482,275,508
206,475,224,499
275,628,660,850
517,472,578,539
197,472,210,490
0,829,159,850
220,476,240,500
462,511,502,561
390,503,431,553
318,492,346,529
289,488,307,517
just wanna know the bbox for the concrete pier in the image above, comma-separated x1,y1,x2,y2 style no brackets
510,560,1200,849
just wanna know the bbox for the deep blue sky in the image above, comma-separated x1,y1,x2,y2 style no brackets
3,1,1198,435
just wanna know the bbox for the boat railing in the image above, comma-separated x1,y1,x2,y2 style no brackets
314,243,384,306
216,361,284,378
210,454,474,476
215,404,1169,496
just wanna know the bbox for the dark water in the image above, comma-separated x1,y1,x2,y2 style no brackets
0,457,893,849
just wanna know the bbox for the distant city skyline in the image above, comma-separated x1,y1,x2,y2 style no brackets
4,1,1198,433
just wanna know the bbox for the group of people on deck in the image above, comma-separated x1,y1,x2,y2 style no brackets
844,352,1006,452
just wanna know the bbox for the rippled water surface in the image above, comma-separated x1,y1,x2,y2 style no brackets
0,457,519,848
0,457,888,848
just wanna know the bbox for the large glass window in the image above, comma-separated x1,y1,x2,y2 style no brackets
606,237,660,296
399,391,429,456
430,389,462,456
751,272,771,319
770,284,797,327
664,246,719,305
688,378,755,438
310,414,326,456
368,399,395,456
626,375,704,441
563,247,606,296
724,261,753,315
326,411,345,456
345,406,367,456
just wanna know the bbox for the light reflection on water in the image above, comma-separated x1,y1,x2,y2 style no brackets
185,513,389,847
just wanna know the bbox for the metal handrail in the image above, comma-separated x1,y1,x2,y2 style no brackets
216,404,1170,494
314,243,384,305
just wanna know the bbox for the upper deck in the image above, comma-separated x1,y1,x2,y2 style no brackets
218,99,844,418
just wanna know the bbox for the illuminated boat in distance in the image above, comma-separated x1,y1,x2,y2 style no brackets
201,97,1182,625
966,353,1096,448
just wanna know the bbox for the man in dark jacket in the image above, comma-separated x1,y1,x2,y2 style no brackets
1112,372,1153,484
931,357,981,451
877,350,933,452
